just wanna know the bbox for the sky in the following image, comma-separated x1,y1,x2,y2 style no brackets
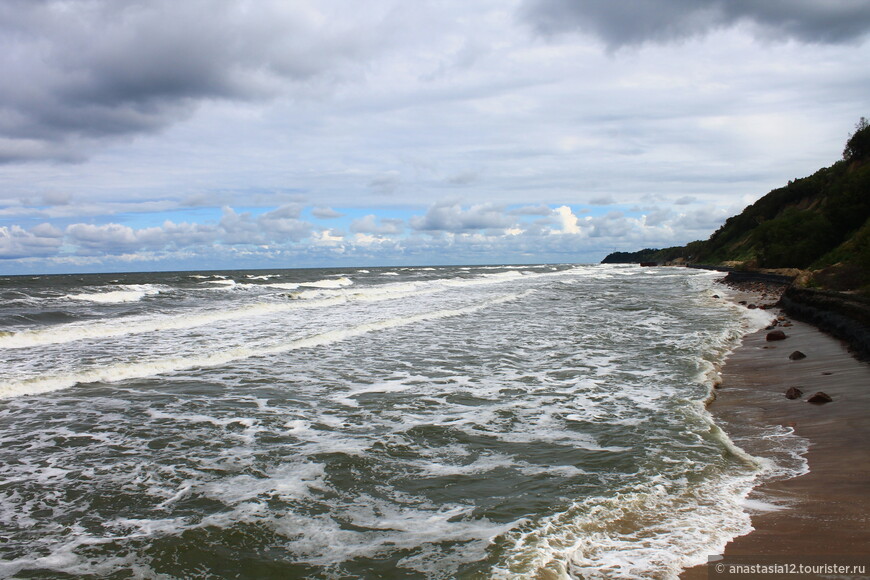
1,0,869,274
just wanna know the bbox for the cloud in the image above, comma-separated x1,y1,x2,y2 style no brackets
40,191,72,206
219,206,312,245
553,205,583,234
0,223,63,258
588,195,616,206
520,0,870,47
446,171,479,185
65,223,141,251
311,207,345,219
672,206,733,231
0,0,386,163
410,202,515,232
368,173,402,195
0,199,742,271
350,214,404,235
64,220,218,254
509,204,553,216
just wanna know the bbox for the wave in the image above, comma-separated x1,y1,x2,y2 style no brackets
0,268,586,350
0,296,345,350
64,285,162,304
265,283,302,291
300,277,353,289
0,291,532,398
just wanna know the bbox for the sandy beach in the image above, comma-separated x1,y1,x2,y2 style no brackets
682,295,870,578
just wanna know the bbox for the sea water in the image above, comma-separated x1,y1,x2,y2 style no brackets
0,264,806,579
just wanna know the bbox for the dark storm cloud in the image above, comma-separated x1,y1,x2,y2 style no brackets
0,0,378,163
520,0,870,47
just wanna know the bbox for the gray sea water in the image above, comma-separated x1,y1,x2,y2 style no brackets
0,264,805,579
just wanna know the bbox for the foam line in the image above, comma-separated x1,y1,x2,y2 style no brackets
0,291,531,398
0,268,582,350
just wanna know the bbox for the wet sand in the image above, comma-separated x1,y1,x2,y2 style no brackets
681,308,870,578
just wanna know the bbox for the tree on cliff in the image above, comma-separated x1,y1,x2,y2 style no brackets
843,116,870,162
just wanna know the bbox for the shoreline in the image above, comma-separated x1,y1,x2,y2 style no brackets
681,282,870,578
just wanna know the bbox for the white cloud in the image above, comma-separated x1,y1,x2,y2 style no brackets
0,224,64,259
65,223,140,250
552,205,583,235
311,229,345,247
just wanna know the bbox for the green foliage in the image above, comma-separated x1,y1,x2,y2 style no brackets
600,248,662,263
843,116,870,162
811,216,870,293
753,208,837,268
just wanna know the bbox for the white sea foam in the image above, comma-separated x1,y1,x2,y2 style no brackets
264,282,302,290
0,297,338,350
494,468,760,579
0,291,532,397
64,285,161,303
0,276,478,350
198,279,238,290
0,265,814,579
300,276,353,289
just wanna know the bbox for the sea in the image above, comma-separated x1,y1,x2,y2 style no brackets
0,264,808,579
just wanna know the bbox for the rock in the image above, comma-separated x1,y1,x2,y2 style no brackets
748,304,757,309
738,300,747,305
766,330,787,341
765,325,776,331
788,350,807,360
782,322,793,327
807,392,833,404
712,294,720,299
785,387,803,399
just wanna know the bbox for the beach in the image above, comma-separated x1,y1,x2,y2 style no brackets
682,289,870,578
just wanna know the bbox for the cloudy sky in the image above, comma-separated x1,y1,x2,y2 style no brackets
1,0,869,273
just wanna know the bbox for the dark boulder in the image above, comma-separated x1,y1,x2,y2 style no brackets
788,350,807,360
785,387,803,399
807,392,833,404
766,330,787,341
